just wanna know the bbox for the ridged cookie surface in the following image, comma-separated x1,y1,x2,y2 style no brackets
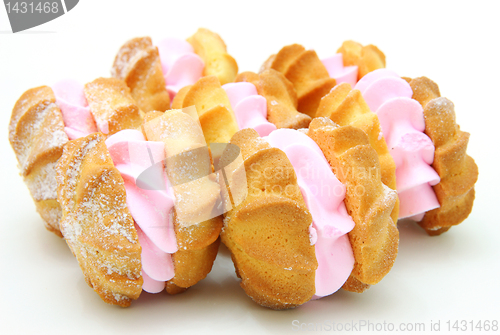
112,37,171,113
220,128,317,309
143,110,222,292
9,86,68,236
261,44,336,118
57,133,143,307
236,70,311,129
409,77,478,235
316,83,399,223
187,28,238,85
84,78,143,136
337,41,386,80
308,118,398,292
171,76,239,144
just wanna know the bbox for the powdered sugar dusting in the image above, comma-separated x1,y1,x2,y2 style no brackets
27,161,59,201
10,89,68,233
64,138,98,210
14,102,68,174
38,204,62,232
57,134,142,303
112,293,127,302
112,38,152,80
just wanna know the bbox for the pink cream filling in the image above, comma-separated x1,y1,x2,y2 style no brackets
51,79,97,140
355,69,440,220
156,38,204,102
222,82,277,136
265,129,355,298
322,53,358,87
105,129,178,293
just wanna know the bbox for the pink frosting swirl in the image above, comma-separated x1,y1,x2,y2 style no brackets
156,38,204,101
265,129,355,298
222,82,277,136
355,69,440,219
322,53,358,87
105,129,178,293
51,79,97,140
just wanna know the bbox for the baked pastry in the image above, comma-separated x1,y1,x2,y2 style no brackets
261,44,336,118
250,46,476,234
10,27,478,313
9,86,69,236
408,77,478,235
234,69,311,130
57,109,222,306
57,132,143,306
172,69,310,143
143,110,223,293
316,82,399,223
318,70,477,234
261,42,384,118
112,28,238,113
171,75,240,144
187,28,238,85
227,69,398,223
9,77,143,236
219,118,398,309
83,78,143,136
336,40,386,80
111,36,172,113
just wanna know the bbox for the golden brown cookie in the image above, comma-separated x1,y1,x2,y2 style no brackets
111,37,171,113
112,29,237,112
220,120,398,307
316,83,399,223
57,133,143,307
307,118,399,292
337,40,386,80
187,28,238,85
409,77,478,235
56,110,224,306
9,86,68,236
84,77,143,136
261,44,336,118
236,70,311,129
171,76,239,144
220,128,317,309
142,109,223,291
10,79,146,236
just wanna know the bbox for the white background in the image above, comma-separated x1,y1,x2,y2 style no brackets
0,1,498,334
